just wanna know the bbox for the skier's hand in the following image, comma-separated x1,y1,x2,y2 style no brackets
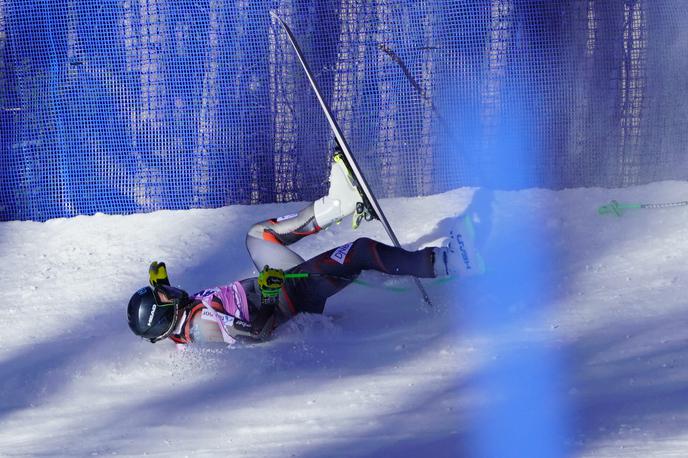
258,265,285,298
149,261,170,287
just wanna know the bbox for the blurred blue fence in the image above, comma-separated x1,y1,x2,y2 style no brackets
1,0,686,221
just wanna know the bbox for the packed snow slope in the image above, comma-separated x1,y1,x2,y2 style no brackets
1,182,688,457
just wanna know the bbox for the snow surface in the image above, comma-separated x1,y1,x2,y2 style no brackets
2,182,688,457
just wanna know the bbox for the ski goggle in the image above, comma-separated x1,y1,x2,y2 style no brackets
143,285,189,343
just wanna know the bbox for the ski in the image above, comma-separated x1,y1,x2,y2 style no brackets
271,13,433,307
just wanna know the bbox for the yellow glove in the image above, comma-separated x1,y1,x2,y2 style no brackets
149,261,170,287
258,265,285,298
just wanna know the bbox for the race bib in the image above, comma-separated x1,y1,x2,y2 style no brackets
200,308,235,327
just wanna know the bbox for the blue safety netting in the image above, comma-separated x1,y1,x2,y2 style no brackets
1,1,687,221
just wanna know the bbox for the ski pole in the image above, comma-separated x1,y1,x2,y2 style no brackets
284,273,309,279
598,199,688,217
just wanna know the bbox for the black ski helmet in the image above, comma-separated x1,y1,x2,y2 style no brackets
127,285,189,342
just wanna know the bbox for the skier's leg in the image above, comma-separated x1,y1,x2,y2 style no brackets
283,237,437,314
245,205,315,270
321,237,436,279
245,148,365,270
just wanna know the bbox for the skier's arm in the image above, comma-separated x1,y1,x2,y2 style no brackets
231,266,285,341
229,313,275,342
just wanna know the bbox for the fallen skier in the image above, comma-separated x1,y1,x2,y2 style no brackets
126,147,481,345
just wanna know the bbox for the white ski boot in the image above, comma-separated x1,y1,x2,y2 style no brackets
313,146,372,229
433,215,485,277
